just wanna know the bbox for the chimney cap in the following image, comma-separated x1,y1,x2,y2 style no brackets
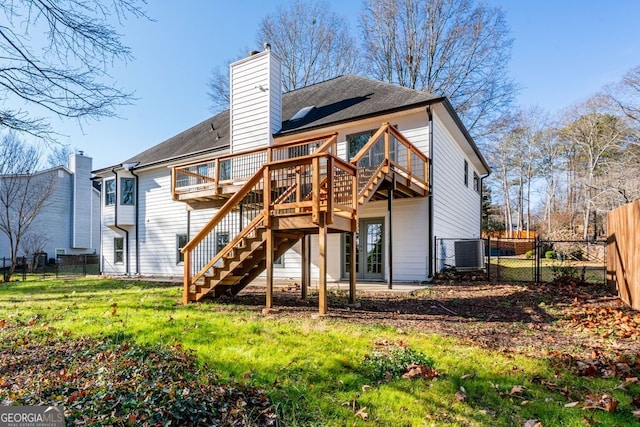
264,43,271,51
249,50,260,56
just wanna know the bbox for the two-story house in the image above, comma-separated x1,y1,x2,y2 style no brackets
93,46,490,313
0,152,100,263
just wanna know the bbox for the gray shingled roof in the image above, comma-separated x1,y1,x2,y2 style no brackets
108,75,442,171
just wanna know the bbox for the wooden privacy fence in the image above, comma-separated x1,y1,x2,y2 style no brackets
607,200,640,310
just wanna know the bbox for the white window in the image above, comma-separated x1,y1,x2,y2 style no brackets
121,178,135,205
176,234,188,264
473,172,480,193
114,237,124,264
105,179,116,205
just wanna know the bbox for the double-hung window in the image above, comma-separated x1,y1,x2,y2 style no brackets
121,178,135,205
114,237,124,264
105,179,116,205
176,234,188,264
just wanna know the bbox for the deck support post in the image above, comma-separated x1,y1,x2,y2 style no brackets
266,228,274,309
349,229,356,304
387,177,394,289
318,215,328,314
301,234,309,300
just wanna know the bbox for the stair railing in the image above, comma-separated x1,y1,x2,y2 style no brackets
350,123,429,203
182,168,266,302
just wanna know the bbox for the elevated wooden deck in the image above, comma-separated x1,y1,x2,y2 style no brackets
174,123,429,313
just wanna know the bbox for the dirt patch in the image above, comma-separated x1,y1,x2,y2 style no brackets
213,280,640,363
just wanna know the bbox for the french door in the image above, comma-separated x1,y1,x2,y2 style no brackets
344,218,384,280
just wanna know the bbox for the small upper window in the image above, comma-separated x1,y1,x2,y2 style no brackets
473,172,480,193
121,178,135,205
105,179,115,206
464,160,469,187
290,105,315,121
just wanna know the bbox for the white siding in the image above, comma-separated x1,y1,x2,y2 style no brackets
230,50,281,153
432,112,482,239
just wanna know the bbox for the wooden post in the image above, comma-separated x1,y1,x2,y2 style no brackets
312,156,320,224
214,158,220,194
265,228,274,309
301,234,309,300
183,250,191,304
318,214,328,314
326,156,334,225
349,230,356,304
263,167,271,227
387,178,394,289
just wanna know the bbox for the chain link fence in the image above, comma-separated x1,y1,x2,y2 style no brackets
435,237,607,285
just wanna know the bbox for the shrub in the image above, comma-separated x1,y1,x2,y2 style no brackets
545,250,556,259
362,345,434,381
525,250,535,259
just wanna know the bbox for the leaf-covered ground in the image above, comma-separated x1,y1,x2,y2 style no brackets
0,329,276,426
2,277,640,426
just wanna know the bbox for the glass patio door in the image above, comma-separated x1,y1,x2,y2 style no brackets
344,218,384,280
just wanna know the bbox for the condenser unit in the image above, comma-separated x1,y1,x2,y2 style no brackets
454,239,485,271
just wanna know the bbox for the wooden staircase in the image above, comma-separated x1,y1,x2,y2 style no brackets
192,222,302,300
178,123,429,307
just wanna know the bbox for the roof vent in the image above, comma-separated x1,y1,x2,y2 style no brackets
290,105,315,121
249,50,260,56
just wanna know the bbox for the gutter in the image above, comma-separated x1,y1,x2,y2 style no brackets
111,168,130,275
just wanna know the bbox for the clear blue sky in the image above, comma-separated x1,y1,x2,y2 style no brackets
44,1,640,170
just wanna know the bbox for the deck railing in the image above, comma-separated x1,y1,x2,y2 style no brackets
173,134,338,199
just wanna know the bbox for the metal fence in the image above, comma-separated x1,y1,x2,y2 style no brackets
1,254,100,281
435,237,607,285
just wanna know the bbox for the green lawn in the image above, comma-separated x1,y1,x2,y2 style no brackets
0,278,637,426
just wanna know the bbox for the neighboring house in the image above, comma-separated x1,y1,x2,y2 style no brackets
93,47,490,312
0,153,100,263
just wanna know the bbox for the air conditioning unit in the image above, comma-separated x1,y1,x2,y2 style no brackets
454,239,485,271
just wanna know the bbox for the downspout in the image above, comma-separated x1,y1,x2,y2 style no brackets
111,168,130,275
127,166,140,275
426,105,435,280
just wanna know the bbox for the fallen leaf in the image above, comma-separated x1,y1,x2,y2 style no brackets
362,385,371,392
0,319,5,327
564,401,580,408
460,373,476,380
510,385,525,395
455,391,466,402
355,407,368,420
524,419,541,427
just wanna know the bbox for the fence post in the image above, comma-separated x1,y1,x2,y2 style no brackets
486,237,491,282
535,237,540,285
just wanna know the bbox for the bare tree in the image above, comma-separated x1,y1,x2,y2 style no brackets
46,145,74,168
0,0,147,142
259,0,358,92
0,133,56,278
208,0,358,110
21,232,48,272
360,0,517,140
559,95,629,240
607,65,640,126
